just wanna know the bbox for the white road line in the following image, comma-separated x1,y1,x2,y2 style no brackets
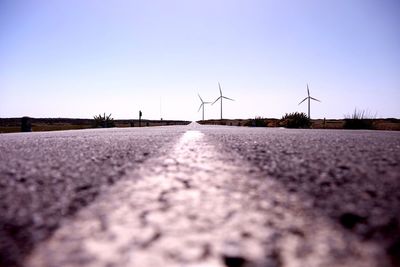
27,130,384,267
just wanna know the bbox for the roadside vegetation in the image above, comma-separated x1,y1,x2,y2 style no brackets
198,118,400,130
279,112,311,128
343,109,375,130
1,113,399,134
244,117,267,127
93,113,115,128
0,118,191,133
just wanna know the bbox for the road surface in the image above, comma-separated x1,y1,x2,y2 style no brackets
0,123,399,267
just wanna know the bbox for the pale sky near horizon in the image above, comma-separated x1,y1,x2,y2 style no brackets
1,0,399,120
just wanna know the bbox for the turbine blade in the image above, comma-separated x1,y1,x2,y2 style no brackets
218,82,222,96
310,97,321,102
198,103,203,112
212,97,221,105
198,94,203,103
298,97,308,105
307,84,310,97
223,96,234,101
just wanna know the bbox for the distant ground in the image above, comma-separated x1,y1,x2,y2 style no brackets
0,118,191,134
198,118,400,131
1,117,399,133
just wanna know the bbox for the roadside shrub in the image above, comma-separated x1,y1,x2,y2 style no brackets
93,113,115,128
245,116,267,127
280,112,311,128
266,119,280,127
344,109,374,129
387,118,399,123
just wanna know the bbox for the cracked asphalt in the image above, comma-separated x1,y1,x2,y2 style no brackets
1,123,400,267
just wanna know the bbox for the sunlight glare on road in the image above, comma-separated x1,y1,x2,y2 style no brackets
180,130,204,144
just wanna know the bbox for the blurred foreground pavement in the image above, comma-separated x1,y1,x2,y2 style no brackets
1,123,399,267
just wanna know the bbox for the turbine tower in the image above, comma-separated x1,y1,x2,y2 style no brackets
298,84,321,119
212,82,234,120
198,94,211,121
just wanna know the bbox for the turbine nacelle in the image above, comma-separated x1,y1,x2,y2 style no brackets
198,102,212,112
212,83,234,105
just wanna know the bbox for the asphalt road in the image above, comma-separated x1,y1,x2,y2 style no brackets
0,123,399,267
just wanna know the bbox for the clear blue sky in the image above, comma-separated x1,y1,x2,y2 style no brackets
1,0,399,120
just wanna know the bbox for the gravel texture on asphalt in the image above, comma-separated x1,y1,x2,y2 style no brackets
203,126,400,266
0,127,186,267
1,124,400,267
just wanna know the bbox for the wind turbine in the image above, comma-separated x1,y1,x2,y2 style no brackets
298,84,321,119
212,82,234,120
198,94,211,121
